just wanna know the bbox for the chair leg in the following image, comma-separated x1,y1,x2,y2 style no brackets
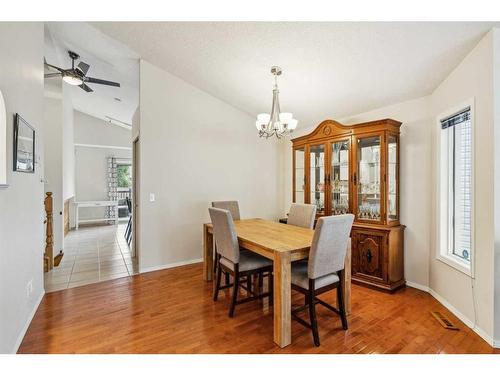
213,249,218,274
225,271,230,286
246,275,252,297
337,284,348,330
229,269,239,317
213,260,222,302
308,281,320,346
258,272,263,295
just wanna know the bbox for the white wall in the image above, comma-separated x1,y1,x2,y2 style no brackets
138,60,281,271
430,30,495,343
132,106,140,140
43,88,64,254
0,22,45,353
494,28,500,347
74,110,131,147
74,110,131,220
62,84,75,201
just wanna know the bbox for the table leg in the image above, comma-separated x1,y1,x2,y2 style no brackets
203,224,214,281
273,252,291,348
75,206,79,230
340,241,351,315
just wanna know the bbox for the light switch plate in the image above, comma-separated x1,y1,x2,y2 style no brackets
149,193,155,202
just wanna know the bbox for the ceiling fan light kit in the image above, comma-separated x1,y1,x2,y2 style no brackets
62,74,83,86
256,66,298,139
44,50,121,93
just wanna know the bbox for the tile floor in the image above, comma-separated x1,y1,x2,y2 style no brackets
44,222,138,292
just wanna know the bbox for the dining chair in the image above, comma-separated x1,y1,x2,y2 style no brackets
291,214,354,346
211,201,241,277
209,207,273,317
287,203,317,229
211,200,240,220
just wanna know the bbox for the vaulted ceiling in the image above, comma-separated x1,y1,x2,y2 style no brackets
88,22,499,128
45,22,139,124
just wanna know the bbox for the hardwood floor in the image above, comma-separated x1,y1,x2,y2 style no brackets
19,263,498,354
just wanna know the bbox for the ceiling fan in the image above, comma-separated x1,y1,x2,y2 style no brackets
44,50,121,93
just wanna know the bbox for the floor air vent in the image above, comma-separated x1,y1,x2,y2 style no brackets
431,311,459,330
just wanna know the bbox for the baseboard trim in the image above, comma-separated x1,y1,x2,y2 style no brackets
428,288,494,347
405,281,496,348
139,258,203,274
12,289,45,354
405,280,430,292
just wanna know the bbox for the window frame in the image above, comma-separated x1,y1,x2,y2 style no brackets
436,98,475,277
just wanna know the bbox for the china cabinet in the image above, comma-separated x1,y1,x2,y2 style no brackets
291,119,405,291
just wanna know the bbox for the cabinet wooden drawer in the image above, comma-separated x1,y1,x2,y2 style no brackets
352,230,387,282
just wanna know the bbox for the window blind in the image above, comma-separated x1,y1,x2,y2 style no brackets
441,108,472,261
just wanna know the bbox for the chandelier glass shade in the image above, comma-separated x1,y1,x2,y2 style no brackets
255,66,298,139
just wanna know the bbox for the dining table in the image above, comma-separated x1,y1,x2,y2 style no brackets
202,218,351,348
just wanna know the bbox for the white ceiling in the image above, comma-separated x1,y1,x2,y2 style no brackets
91,22,499,128
45,22,139,124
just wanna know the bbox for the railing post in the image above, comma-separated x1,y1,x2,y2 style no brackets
44,192,54,272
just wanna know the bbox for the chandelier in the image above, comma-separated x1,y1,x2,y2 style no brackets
255,66,298,139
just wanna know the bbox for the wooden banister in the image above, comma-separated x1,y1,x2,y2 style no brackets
44,192,54,272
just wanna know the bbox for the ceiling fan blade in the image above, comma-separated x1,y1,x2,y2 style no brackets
44,61,65,73
76,61,90,76
44,73,62,78
79,83,93,93
85,77,121,87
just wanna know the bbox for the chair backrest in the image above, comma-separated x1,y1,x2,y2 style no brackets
211,201,240,221
287,203,317,229
308,214,354,279
208,207,240,263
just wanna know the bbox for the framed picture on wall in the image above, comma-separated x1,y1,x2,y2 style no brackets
13,113,35,173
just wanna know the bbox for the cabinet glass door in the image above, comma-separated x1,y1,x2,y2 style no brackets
387,135,398,221
330,140,350,215
309,144,326,215
294,147,305,204
356,136,382,221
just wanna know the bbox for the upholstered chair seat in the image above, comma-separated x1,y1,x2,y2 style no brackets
291,262,339,290
220,251,272,272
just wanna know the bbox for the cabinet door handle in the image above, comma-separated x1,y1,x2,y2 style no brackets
353,172,357,185
366,249,373,263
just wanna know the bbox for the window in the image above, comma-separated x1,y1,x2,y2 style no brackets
117,164,132,188
438,105,473,275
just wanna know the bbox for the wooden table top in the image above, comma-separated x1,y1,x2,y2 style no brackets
206,218,314,255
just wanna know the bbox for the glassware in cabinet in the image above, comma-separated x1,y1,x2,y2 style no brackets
294,147,305,203
309,144,325,214
387,135,398,221
330,140,350,215
356,135,382,221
